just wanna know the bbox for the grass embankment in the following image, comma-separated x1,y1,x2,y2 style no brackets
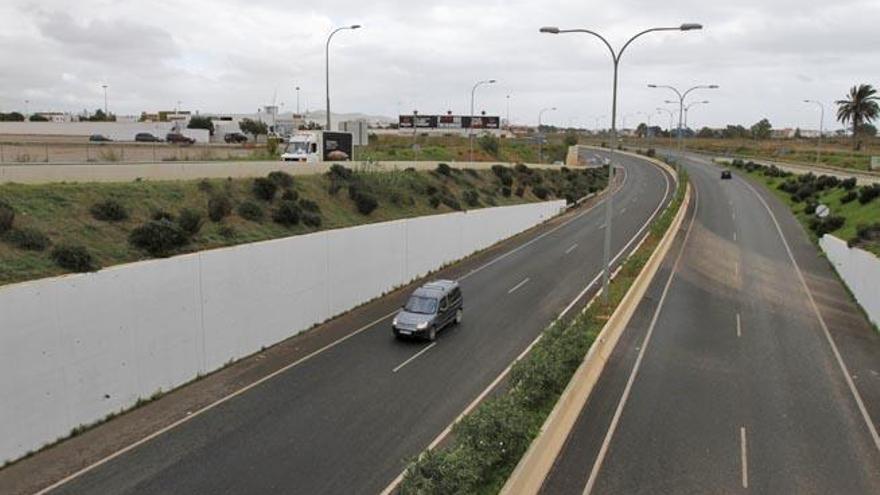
357,134,570,164
724,159,880,256
0,164,606,286
587,136,880,171
399,167,688,494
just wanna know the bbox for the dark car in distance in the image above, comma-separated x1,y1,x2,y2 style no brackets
135,132,161,142
721,170,733,180
224,132,248,144
166,133,195,145
88,134,112,142
392,280,463,341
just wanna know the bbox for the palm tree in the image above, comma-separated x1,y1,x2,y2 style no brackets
836,84,880,150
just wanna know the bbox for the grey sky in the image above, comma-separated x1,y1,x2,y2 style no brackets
2,0,878,130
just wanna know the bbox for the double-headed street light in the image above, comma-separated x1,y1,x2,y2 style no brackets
538,106,557,162
540,22,702,302
649,83,718,159
469,79,496,162
325,24,361,131
804,99,825,164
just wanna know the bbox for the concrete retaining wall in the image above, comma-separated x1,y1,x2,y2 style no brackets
820,235,880,327
0,200,565,463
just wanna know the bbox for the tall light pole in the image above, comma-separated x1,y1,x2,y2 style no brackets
24,99,30,120
657,107,675,148
538,106,557,163
648,83,718,160
469,78,496,162
593,115,606,134
325,24,361,131
683,100,709,129
101,84,108,117
506,94,511,129
295,86,301,115
804,99,825,164
541,22,703,302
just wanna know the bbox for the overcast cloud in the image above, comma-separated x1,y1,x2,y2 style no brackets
2,0,878,130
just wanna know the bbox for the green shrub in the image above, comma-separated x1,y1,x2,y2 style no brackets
252,177,278,201
219,225,237,238
841,191,858,204
177,208,203,236
478,134,499,157
151,210,174,221
299,199,321,213
429,195,441,208
0,201,14,233
436,163,452,176
302,212,322,228
858,184,880,204
129,219,190,257
90,199,129,222
533,185,550,200
281,189,299,202
237,200,264,222
197,179,214,193
808,215,845,236
353,191,379,215
840,177,857,190
207,195,233,222
440,195,461,211
501,186,512,197
646,148,656,157
464,168,479,178
4,227,50,251
267,170,295,189
51,244,98,272
326,164,353,181
425,185,439,196
514,186,525,197
462,190,480,207
272,200,301,226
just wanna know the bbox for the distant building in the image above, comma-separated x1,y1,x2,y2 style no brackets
34,112,72,123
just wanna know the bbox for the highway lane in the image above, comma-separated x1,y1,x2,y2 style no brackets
44,154,673,494
541,153,880,493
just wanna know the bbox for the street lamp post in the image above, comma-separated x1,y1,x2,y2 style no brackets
541,22,702,302
804,99,825,164
102,84,108,117
469,79,496,162
538,106,557,163
657,107,675,149
295,86,301,115
648,83,718,161
506,94,511,129
325,24,361,131
24,99,29,120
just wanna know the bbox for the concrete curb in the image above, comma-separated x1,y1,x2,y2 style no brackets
500,176,691,495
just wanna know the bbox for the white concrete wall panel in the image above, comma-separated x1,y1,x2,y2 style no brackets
820,235,880,327
0,200,565,462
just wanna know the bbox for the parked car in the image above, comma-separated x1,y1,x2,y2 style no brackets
166,132,195,145
224,132,248,144
721,170,733,180
89,134,112,142
392,280,463,341
135,132,161,142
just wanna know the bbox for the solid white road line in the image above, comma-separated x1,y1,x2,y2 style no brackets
734,261,739,278
736,313,742,338
582,184,700,495
508,277,531,294
740,426,749,488
565,243,579,255
599,223,606,229
733,231,737,242
620,207,628,214
392,343,437,373
739,177,880,454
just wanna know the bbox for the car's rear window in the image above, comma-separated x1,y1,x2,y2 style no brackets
404,296,438,314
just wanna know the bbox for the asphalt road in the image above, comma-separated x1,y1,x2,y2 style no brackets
541,152,880,493
43,154,673,494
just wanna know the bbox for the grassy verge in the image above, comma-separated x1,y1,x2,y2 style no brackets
0,164,606,286
357,134,570,164
724,159,880,256
399,167,687,494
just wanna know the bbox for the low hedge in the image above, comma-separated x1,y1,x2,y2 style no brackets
400,168,688,494
51,244,98,272
90,199,129,222
3,227,50,251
